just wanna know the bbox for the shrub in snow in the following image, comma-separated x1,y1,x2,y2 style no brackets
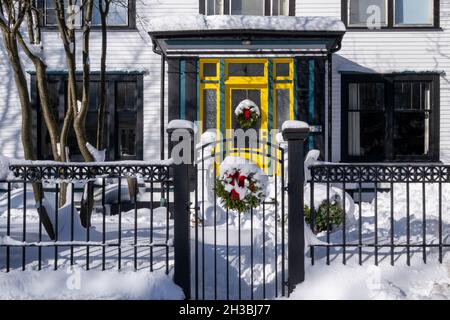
304,200,344,234
215,156,267,213
304,183,356,228
234,99,260,129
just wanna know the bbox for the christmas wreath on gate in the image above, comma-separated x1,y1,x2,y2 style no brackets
234,99,260,129
214,157,267,213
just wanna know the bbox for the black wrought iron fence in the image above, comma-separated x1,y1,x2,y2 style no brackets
0,163,174,273
309,164,450,266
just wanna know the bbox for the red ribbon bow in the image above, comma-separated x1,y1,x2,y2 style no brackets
243,108,251,121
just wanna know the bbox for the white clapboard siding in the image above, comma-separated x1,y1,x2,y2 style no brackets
296,0,341,17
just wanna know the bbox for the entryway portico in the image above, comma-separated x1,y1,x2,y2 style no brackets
148,15,346,161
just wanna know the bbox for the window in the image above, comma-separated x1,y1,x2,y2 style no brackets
347,82,386,158
348,0,387,27
342,74,439,162
394,0,434,26
39,0,135,28
31,74,143,161
342,0,439,29
201,0,294,16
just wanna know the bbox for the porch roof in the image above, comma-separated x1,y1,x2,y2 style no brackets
148,15,346,56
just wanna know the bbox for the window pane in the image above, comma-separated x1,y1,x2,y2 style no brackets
44,0,84,26
228,63,265,77
394,112,429,156
349,82,385,111
276,63,290,77
394,82,431,110
207,0,215,15
348,112,385,156
395,0,433,26
203,89,217,130
107,0,129,26
92,0,129,26
117,82,136,111
119,126,136,157
231,0,265,15
203,63,217,77
349,0,387,26
276,89,290,129
272,0,289,15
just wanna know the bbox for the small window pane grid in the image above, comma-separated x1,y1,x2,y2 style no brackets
343,0,438,29
199,59,294,133
342,74,438,162
41,0,131,28
205,0,290,16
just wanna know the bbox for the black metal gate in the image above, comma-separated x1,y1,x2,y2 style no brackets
191,138,287,300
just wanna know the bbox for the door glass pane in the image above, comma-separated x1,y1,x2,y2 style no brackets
394,112,429,156
203,89,217,130
349,0,387,26
276,63,290,77
231,0,265,15
231,89,261,130
276,89,290,129
203,63,217,77
395,0,433,25
228,63,265,77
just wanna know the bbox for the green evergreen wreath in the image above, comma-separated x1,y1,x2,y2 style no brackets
234,99,260,129
214,168,265,213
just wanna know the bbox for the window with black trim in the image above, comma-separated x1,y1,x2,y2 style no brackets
38,0,136,29
31,73,143,161
342,0,440,29
200,0,295,16
342,74,440,162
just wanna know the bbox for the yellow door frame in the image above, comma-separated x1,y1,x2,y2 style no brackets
198,58,295,172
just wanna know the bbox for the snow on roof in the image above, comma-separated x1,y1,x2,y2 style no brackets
148,15,346,34
337,64,446,75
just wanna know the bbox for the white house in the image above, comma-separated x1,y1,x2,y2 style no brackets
0,0,448,164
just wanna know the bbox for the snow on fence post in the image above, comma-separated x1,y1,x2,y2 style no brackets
282,120,310,293
167,120,195,300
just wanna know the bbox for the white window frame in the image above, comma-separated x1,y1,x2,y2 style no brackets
347,0,388,27
393,0,434,27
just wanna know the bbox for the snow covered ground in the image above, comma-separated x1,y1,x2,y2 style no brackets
0,269,184,300
1,179,450,299
290,252,450,300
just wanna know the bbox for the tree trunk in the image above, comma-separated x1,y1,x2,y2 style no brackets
2,30,55,239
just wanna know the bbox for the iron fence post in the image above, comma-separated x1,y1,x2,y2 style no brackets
282,121,310,293
167,120,195,300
